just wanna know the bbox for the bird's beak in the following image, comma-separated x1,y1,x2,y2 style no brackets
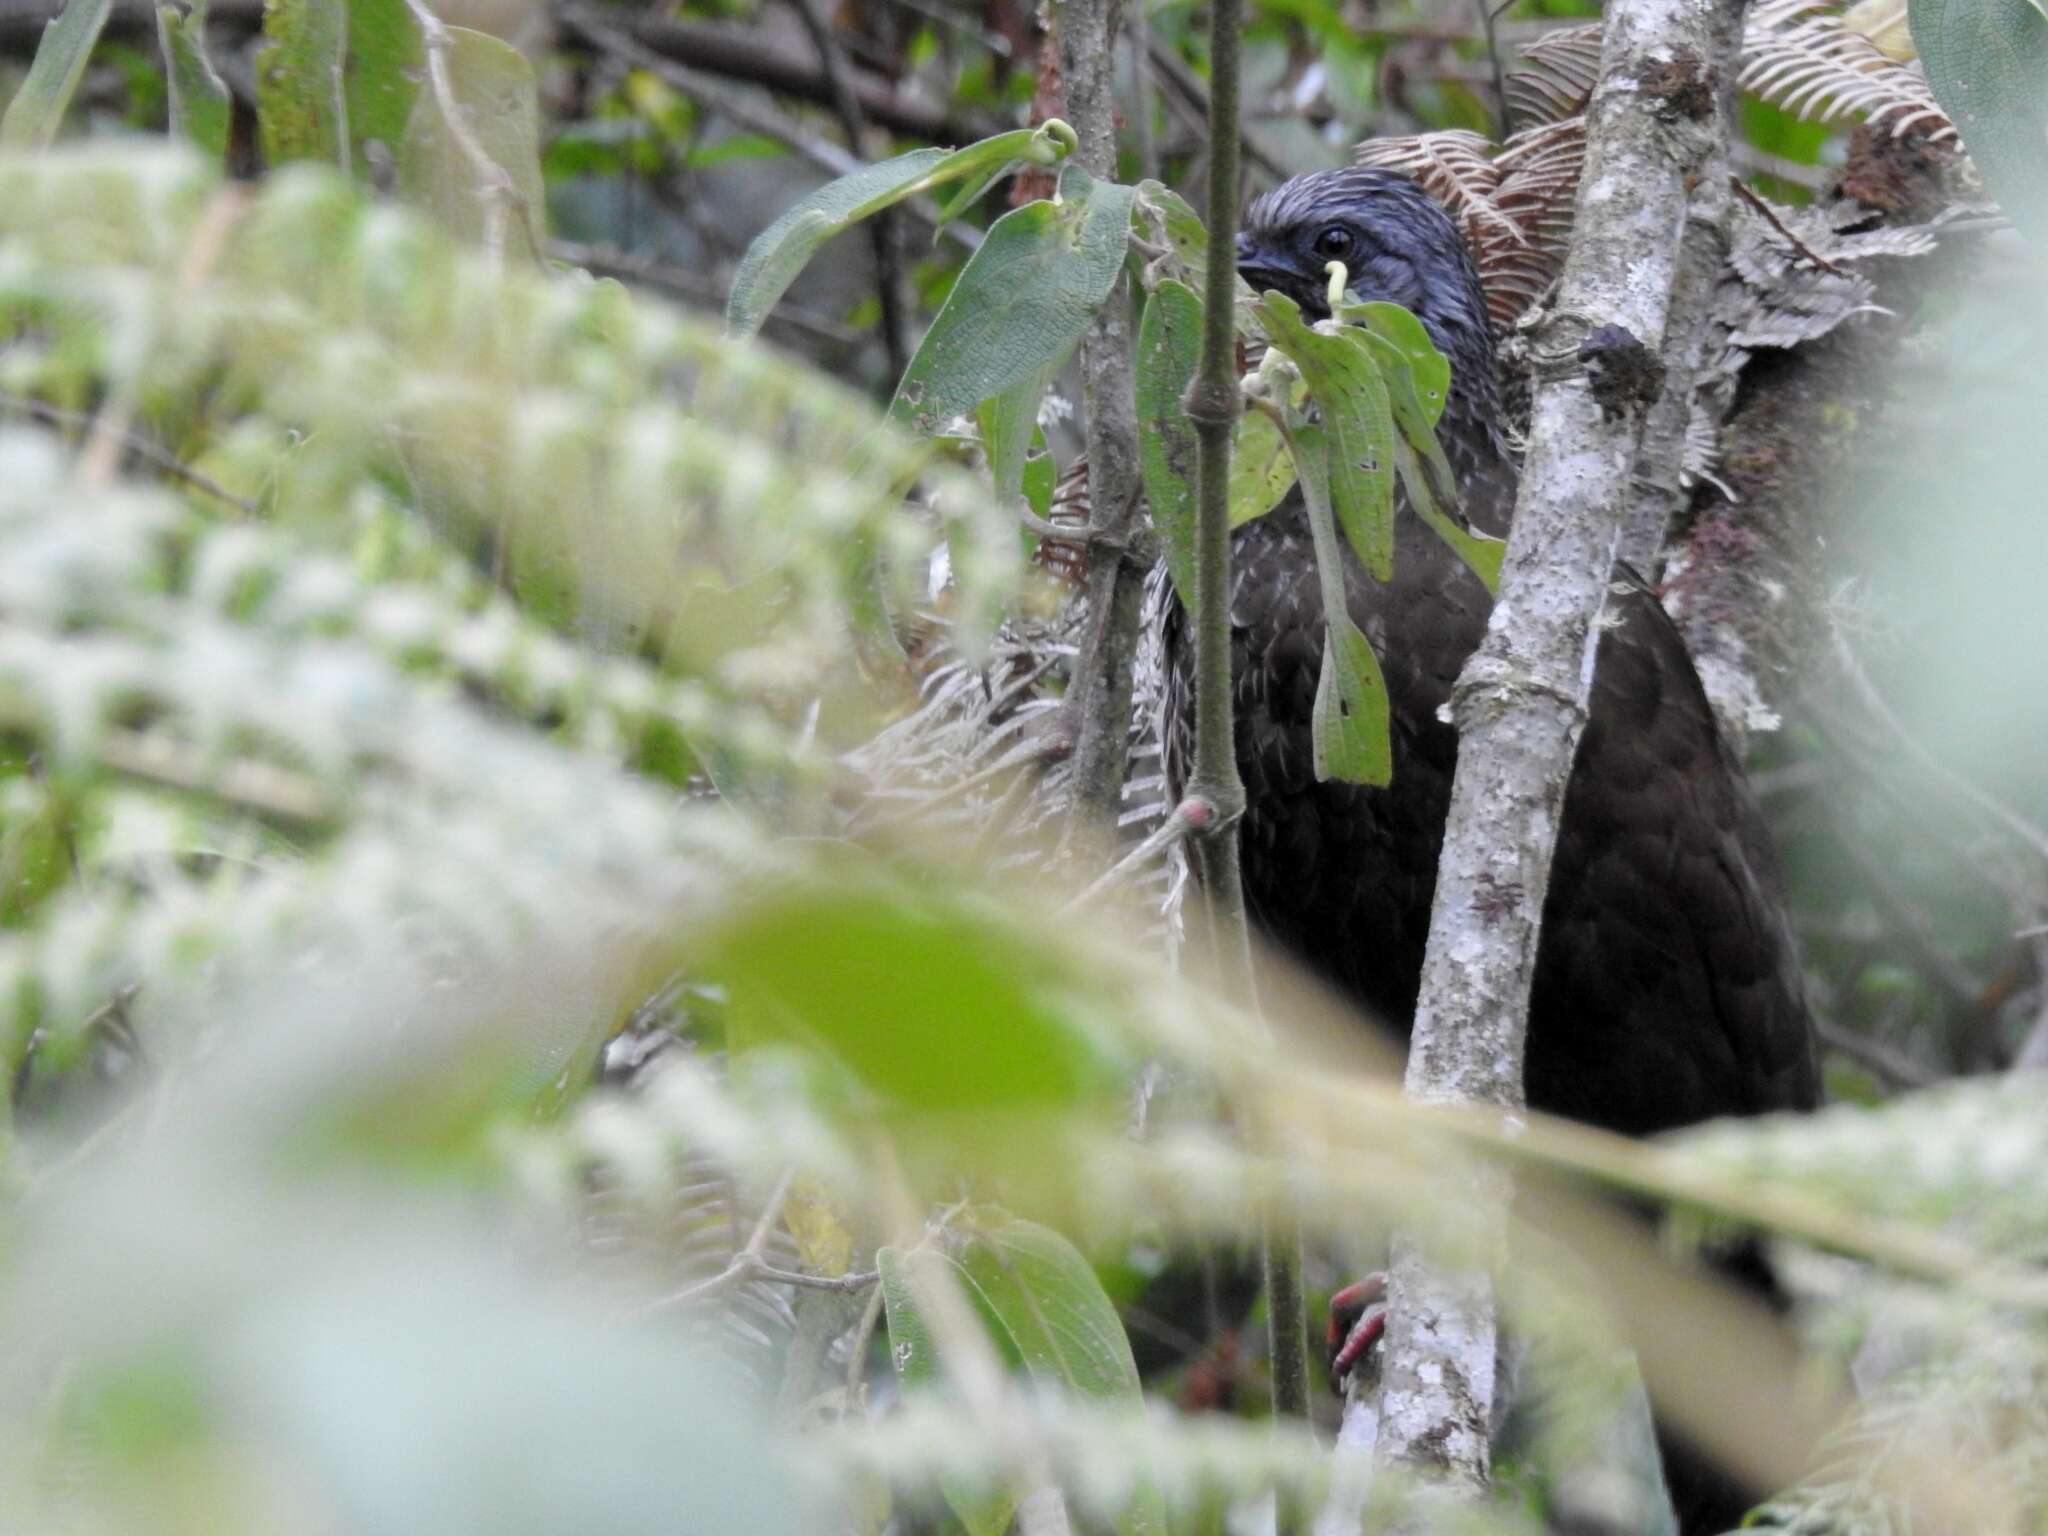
1234,232,1291,296
1234,234,1327,318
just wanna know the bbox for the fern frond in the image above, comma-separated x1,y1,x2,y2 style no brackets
1354,129,1519,246
1506,24,1604,128
1741,0,1956,142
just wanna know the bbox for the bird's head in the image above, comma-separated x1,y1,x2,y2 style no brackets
1235,166,1504,454
1235,167,1495,374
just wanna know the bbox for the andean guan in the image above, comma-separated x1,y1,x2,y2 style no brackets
1158,167,1821,1533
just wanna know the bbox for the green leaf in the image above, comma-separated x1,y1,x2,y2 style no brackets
0,0,113,149
975,366,1055,512
708,869,1122,1113
890,169,1138,436
1135,178,1209,286
726,148,948,338
1291,419,1393,786
956,1213,1143,1401
1021,432,1056,527
156,2,231,163
727,123,1077,338
1256,291,1398,582
877,1246,1020,1536
346,0,423,161
1342,300,1450,426
1909,0,2048,238
398,25,548,256
256,0,350,170
1229,404,1296,527
1134,277,1203,610
1396,439,1506,595
957,1213,1167,1536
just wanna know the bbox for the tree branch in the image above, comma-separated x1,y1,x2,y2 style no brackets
1179,0,1312,1471
1051,0,1149,834
1358,0,1747,1497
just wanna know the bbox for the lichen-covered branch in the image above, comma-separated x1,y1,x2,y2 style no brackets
1363,0,1748,1493
1051,0,1149,832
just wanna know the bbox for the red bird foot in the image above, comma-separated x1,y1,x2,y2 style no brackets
1325,1273,1388,1389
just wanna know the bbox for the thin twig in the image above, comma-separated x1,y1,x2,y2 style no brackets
545,239,864,347
1815,1015,1938,1090
1830,623,2048,865
1475,0,1514,139
559,1,978,254
638,1167,797,1314
3,395,257,513
1731,175,1847,276
1144,38,1288,187
784,0,910,379
1179,0,1311,1481
841,1271,888,1408
1062,799,1201,911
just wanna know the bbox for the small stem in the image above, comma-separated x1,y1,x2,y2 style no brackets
1061,798,1201,911
1184,0,1312,1470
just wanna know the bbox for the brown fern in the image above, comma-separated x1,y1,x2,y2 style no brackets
1354,129,1518,245
1485,119,1587,328
1741,0,1956,142
1505,24,1603,129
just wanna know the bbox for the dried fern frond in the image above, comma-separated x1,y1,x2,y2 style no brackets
1484,118,1588,329
1742,0,1956,143
1506,24,1604,128
1354,129,1518,246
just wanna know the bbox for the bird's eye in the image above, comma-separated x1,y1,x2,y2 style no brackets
1311,225,1354,261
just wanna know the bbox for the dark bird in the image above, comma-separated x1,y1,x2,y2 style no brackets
1158,166,1820,1532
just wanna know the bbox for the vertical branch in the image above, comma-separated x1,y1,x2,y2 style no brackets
1051,0,1146,830
1618,0,1746,572
1178,0,1311,1455
1361,0,1749,1495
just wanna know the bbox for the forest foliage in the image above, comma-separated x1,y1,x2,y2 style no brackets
0,1,2045,1534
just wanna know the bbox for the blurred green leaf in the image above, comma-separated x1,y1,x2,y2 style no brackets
156,2,231,163
1256,291,1398,582
0,0,113,149
1909,0,2048,237
346,0,423,160
890,169,1137,436
709,869,1122,1114
957,1213,1166,1535
398,25,547,255
256,0,350,170
878,1245,1020,1536
1135,277,1203,610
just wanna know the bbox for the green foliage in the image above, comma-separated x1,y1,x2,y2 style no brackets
398,24,547,256
255,0,350,170
0,0,112,149
726,121,1079,340
0,7,2044,1533
1909,0,2048,237
890,169,1137,436
1135,276,1204,609
156,2,230,163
